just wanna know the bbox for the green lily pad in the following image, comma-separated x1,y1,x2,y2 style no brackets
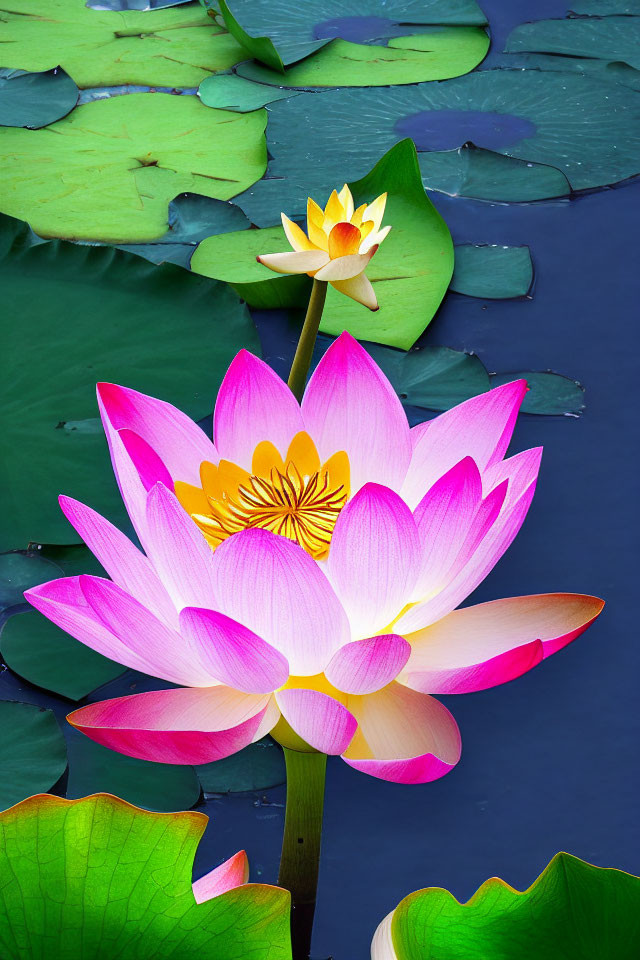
387,853,640,960
0,0,247,88
0,67,78,129
1,611,126,700
491,371,585,416
0,793,291,958
198,737,286,794
66,728,200,810
0,93,267,242
450,245,533,298
0,213,260,550
0,553,64,610
367,344,490,410
212,0,487,69
559,0,635,15
0,702,67,810
505,16,640,71
236,29,490,88
33,543,106,578
199,73,300,112
502,53,640,92
194,139,454,349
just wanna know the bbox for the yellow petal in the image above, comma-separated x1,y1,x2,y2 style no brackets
363,192,387,231
307,197,329,250
281,213,316,252
360,223,391,254
328,221,362,259
286,431,321,477
323,449,350,499
174,480,211,517
337,184,354,220
330,273,378,311
257,250,329,275
324,188,344,227
252,440,285,478
350,203,368,228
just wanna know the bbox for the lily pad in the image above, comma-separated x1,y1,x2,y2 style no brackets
0,213,260,550
0,793,291,958
0,702,67,810
572,0,635,11
505,16,640,71
384,853,640,960
194,139,454,349
0,0,247,88
502,53,640,92
366,344,490,410
1,611,126,700
199,73,299,112
491,371,585,416
0,67,78,129
0,552,64,611
213,0,487,69
66,729,200,810
198,738,286,794
0,93,267,242
450,245,533,298
235,29,490,88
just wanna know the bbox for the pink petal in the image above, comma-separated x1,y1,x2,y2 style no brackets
79,575,216,686
275,688,357,754
411,457,483,602
97,382,217,486
301,332,411,493
59,496,176,627
118,429,173,492
179,607,289,694
211,528,349,675
144,483,217,611
483,446,543,505
213,350,304,469
342,682,461,784
68,686,270,765
403,593,604,694
325,635,410,694
327,484,420,639
97,393,150,546
401,380,528,509
193,851,249,904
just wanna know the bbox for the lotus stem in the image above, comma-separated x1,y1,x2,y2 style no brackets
278,748,327,960
288,278,328,403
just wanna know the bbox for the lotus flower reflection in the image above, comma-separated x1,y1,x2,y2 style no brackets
26,333,603,784
256,185,390,310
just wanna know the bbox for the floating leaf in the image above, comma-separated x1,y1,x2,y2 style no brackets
0,0,246,88
194,140,454,349
450,245,533,298
0,793,291,958
236,29,490,88
366,344,490,410
0,67,78,129
214,0,488,68
1,611,125,700
198,738,286,794
572,0,635,11
199,73,299,112
0,553,63,611
491,371,585,416
0,702,67,810
502,52,640,92
505,16,640,71
380,853,640,960
1,213,260,549
0,93,267,242
66,728,200,810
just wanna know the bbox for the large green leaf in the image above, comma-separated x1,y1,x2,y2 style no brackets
387,853,640,960
0,702,67,811
0,93,266,242
236,29,490,88
0,793,291,959
194,140,454,349
0,553,63,611
451,245,533,298
0,67,78,129
0,0,246,88
198,738,286,794
505,15,640,71
0,214,260,549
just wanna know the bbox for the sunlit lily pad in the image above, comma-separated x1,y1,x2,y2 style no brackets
0,702,67,810
198,738,286,794
0,0,246,88
1,213,260,549
378,853,640,960
0,93,267,242
451,245,533,298
505,16,640,71
0,67,78,128
0,793,291,958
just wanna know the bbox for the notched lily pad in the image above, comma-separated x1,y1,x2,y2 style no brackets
0,66,78,129
0,701,67,810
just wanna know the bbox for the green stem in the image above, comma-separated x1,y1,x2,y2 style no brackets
287,279,328,403
278,748,327,960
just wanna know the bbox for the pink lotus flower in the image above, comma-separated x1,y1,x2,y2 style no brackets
26,333,603,784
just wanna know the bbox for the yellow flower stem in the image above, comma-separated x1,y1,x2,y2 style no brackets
287,278,328,403
278,748,327,960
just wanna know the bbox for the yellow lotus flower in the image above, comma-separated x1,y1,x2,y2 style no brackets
257,185,390,311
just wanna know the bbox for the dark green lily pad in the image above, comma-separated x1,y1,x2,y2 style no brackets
0,213,260,550
505,16,640,71
0,793,291,958
1,611,126,701
389,852,640,960
66,728,200,811
451,245,533,298
212,0,487,69
367,344,490,410
0,67,78,129
502,52,640,92
198,737,286,794
199,73,299,112
0,552,63,610
491,371,585,416
0,701,67,810
566,0,635,14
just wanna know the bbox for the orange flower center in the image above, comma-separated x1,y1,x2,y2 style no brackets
175,432,350,560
